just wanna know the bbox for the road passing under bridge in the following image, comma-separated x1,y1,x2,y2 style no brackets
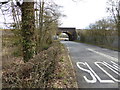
61,41,119,89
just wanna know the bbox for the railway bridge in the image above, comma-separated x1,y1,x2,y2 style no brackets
57,27,77,41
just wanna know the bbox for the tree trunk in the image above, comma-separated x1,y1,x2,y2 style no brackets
39,1,44,51
21,2,35,62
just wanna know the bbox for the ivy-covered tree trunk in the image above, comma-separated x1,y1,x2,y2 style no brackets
118,15,120,52
21,2,35,62
116,2,120,36
118,16,120,35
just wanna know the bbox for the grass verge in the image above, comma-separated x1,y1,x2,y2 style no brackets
50,43,78,88
2,41,78,88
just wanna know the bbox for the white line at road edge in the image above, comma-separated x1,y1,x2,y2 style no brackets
87,48,118,62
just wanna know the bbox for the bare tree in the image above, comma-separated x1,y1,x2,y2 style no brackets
1,0,61,62
88,18,116,30
107,0,120,33
35,0,61,52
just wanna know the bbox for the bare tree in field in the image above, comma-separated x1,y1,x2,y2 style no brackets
107,0,120,34
88,18,116,30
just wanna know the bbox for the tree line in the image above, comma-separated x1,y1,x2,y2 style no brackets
88,0,120,32
1,0,62,62
77,0,119,51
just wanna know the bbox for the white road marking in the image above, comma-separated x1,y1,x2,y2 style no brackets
76,61,120,83
111,61,119,68
95,62,120,82
87,62,114,83
87,48,118,62
76,62,115,83
77,62,97,83
103,61,120,73
67,47,70,52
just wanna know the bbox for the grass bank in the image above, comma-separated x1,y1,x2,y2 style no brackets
2,41,78,88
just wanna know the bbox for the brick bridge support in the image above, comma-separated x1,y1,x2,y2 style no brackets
57,27,77,41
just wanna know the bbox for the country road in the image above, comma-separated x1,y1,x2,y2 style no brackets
61,41,119,88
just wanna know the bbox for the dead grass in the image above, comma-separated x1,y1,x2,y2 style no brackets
2,41,57,88
49,43,78,88
2,41,78,88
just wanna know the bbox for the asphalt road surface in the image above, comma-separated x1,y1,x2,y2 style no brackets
61,41,119,88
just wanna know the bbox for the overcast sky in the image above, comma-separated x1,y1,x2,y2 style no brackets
0,0,110,29
55,0,109,29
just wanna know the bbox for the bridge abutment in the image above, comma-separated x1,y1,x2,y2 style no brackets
57,27,77,41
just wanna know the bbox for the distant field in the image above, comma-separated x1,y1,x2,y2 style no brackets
0,29,12,31
0,29,9,31
0,29,3,31
2,29,18,58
